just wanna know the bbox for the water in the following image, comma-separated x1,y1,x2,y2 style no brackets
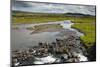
60,20,84,36
11,20,84,50
11,20,88,65
34,55,57,64
11,29,60,50
33,53,88,64
11,20,75,50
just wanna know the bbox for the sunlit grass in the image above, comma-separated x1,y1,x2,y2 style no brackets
72,22,96,47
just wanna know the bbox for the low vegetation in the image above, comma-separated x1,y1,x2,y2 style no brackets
72,22,96,47
34,24,62,31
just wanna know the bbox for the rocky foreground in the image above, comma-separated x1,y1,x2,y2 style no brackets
11,30,88,67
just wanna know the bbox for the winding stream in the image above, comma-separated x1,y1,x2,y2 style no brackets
11,20,84,50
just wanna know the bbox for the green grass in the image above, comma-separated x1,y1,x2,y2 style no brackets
72,22,96,47
12,16,75,24
71,16,96,47
12,11,95,24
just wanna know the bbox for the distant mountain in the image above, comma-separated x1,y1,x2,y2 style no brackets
12,10,95,17
64,13,95,17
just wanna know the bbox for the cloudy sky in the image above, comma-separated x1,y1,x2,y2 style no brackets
12,0,96,16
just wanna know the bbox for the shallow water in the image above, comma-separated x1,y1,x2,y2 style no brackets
11,20,84,50
11,30,60,50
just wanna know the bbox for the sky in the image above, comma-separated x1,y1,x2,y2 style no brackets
12,0,96,16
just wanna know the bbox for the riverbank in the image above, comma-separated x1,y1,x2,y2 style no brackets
72,22,96,47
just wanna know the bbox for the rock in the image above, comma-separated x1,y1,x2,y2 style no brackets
62,54,68,59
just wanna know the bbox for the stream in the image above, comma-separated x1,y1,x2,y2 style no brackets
11,20,84,50
11,20,87,66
